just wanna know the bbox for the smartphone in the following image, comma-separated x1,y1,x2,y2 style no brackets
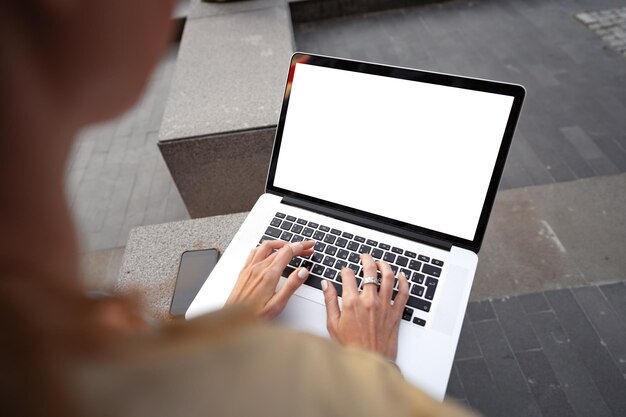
169,248,220,318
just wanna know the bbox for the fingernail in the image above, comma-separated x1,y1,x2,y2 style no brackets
321,280,328,291
298,267,309,280
399,272,406,279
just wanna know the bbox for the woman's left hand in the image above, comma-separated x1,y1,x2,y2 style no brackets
225,240,315,319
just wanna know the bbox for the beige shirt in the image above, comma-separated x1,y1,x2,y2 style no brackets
73,307,477,417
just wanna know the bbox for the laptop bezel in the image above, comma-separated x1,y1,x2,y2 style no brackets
265,52,525,253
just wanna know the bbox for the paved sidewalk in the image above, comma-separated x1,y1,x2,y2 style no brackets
450,281,626,417
66,46,189,253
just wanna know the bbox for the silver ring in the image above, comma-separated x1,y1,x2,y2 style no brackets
362,276,380,287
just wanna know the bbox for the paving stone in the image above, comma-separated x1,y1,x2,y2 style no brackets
467,300,496,322
517,292,550,314
491,296,541,353
515,349,576,417
472,319,540,417
528,310,613,417
455,357,505,417
445,364,466,401
454,314,482,360
545,289,626,417
599,282,626,321
572,286,626,373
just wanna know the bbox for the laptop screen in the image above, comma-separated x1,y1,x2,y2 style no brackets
272,59,520,244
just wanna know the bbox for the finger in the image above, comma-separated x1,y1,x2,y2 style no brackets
393,271,410,312
263,266,310,319
340,267,358,298
377,260,394,302
360,253,378,298
321,279,340,335
243,247,257,268
252,240,288,263
268,241,313,275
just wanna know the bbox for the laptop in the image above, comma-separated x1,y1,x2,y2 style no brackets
187,53,525,400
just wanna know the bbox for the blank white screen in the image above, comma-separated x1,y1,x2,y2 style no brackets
273,63,514,241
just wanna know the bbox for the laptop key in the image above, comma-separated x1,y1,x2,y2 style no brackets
348,252,361,263
348,263,360,275
286,215,297,222
336,238,348,248
409,260,422,271
392,289,398,301
333,264,346,275
359,245,372,254
342,232,354,239
405,251,417,259
305,274,324,290
371,248,383,259
322,256,336,267
276,212,286,218
314,242,325,252
331,228,341,235
411,272,425,284
265,226,281,238
325,246,337,256
282,266,295,278
347,241,360,251
313,231,325,241
308,222,319,229
379,243,391,250
280,231,293,241
425,277,438,300
302,227,314,237
259,235,274,244
301,260,314,271
332,282,343,297
366,239,378,246
270,218,282,227
400,268,411,279
319,225,330,232
402,307,413,321
280,221,293,231
432,259,444,267
390,265,399,275
383,252,396,263
413,317,426,327
396,256,409,267
323,269,337,280
292,224,303,234
392,247,403,254
407,296,431,312
422,264,442,278
311,264,325,275
418,255,430,263
311,253,323,263
411,284,425,297
354,236,365,243
324,234,337,244
291,235,304,243
289,258,301,268
337,249,349,260
296,218,307,225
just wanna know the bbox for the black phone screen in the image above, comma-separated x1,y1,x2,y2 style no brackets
170,249,220,317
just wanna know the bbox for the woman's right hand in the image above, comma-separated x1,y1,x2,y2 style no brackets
321,253,410,361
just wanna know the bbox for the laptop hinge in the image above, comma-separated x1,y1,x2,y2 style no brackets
281,196,452,252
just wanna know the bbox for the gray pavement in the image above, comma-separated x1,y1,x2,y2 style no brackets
66,46,189,254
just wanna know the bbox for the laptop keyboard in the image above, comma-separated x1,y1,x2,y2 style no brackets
259,212,446,328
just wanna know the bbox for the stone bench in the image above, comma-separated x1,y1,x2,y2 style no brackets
158,0,295,218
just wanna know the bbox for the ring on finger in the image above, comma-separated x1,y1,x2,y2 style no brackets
362,276,380,287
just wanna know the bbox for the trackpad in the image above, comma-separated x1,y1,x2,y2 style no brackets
275,294,329,338
431,263,470,336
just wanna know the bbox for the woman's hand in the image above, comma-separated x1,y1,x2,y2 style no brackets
226,240,315,319
322,253,410,360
